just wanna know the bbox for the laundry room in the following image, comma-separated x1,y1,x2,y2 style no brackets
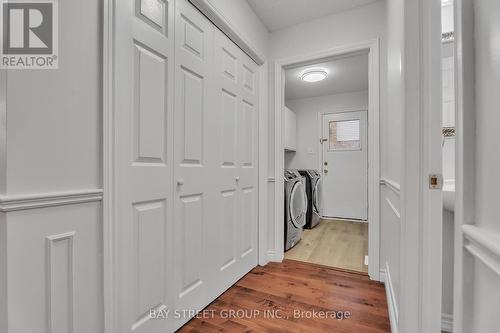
282,51,373,273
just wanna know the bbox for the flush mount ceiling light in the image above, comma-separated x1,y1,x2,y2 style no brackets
300,69,328,83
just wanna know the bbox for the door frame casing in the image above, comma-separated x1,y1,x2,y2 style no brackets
318,109,369,221
273,39,381,281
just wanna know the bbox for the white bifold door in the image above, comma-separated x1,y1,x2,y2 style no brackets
114,0,259,332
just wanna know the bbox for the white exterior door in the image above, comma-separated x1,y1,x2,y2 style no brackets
114,0,175,332
321,111,368,220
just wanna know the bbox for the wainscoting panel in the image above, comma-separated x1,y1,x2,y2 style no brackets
1,202,103,333
380,180,401,330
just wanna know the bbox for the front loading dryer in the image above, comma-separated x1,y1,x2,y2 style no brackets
284,170,307,251
298,170,322,229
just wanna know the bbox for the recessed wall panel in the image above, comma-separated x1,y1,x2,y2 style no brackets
133,200,166,316
241,101,254,167
222,48,236,81
180,194,203,297
46,232,75,333
220,190,236,270
134,43,167,164
182,15,203,58
180,67,204,165
138,0,165,31
221,90,237,167
243,64,254,92
241,188,254,257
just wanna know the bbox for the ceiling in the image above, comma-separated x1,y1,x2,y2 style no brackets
285,53,368,100
246,0,381,32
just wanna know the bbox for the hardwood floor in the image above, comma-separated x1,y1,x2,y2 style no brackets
285,219,369,273
178,260,390,333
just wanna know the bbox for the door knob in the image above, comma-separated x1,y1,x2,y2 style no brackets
324,170,328,174
235,176,240,181
177,178,185,186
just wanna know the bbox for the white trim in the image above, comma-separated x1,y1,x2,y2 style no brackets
453,1,476,333
399,0,443,331
463,225,500,277
0,189,103,212
379,269,386,283
273,39,381,281
187,0,265,65
320,216,367,223
258,63,269,266
102,0,115,332
382,262,399,333
442,313,453,332
385,197,401,219
380,178,401,195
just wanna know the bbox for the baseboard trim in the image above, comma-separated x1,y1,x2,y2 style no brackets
382,262,398,333
442,313,453,332
267,250,283,263
0,189,103,212
379,269,386,283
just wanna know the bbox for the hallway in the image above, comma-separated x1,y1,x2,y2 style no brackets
180,260,389,332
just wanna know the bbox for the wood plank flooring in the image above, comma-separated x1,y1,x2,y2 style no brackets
178,259,390,333
285,219,369,273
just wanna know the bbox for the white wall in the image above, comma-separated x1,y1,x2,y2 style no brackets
467,0,500,330
0,0,103,332
442,209,455,317
208,0,269,57
284,91,369,170
267,0,387,260
380,0,404,328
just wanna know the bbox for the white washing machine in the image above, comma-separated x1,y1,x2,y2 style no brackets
284,170,307,251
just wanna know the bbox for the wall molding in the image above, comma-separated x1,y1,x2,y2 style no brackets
188,0,265,65
380,178,401,195
382,262,399,333
385,197,401,219
442,313,453,332
463,225,500,277
0,189,103,212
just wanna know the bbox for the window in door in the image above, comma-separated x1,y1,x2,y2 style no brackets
328,119,361,151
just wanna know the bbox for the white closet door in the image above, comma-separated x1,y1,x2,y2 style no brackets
211,29,259,295
172,0,259,327
114,0,175,332
172,0,215,315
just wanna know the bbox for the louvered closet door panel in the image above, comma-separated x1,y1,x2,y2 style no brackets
114,0,175,332
172,0,216,316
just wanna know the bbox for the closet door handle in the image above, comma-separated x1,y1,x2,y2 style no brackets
177,178,185,186
235,176,240,182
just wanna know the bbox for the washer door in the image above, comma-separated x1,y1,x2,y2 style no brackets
313,178,322,214
290,181,307,228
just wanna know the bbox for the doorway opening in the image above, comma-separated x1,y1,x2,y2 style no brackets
274,40,380,279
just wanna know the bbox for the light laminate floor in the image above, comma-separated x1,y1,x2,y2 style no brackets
285,219,369,273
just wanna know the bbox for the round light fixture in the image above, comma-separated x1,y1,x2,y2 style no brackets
301,69,328,83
